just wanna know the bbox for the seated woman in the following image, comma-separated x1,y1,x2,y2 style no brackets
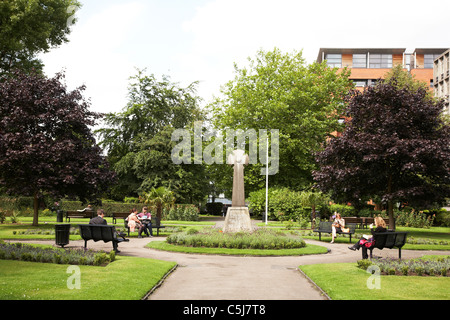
348,216,387,259
127,208,143,234
331,212,345,244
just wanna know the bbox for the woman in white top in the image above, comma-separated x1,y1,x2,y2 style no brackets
331,212,345,243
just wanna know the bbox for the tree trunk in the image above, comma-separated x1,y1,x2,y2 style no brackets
387,175,395,230
156,204,162,225
387,200,395,230
311,204,316,229
33,192,39,227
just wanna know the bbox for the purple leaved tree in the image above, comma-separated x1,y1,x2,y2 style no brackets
0,71,116,226
313,78,450,230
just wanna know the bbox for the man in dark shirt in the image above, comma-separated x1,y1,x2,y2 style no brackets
89,209,107,225
89,209,129,251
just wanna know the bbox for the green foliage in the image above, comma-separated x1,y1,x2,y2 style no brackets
360,256,450,277
96,70,207,202
248,187,329,221
0,0,81,75
395,209,435,229
209,47,353,191
328,204,356,217
167,227,306,250
424,208,450,227
123,197,140,204
205,202,223,215
164,204,199,221
59,200,142,216
0,242,114,266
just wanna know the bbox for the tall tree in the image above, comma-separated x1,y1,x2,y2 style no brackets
313,76,450,229
97,70,205,201
209,48,353,193
140,186,175,223
0,71,115,226
0,0,81,75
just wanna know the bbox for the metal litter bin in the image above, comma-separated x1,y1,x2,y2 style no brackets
55,224,71,248
56,210,63,223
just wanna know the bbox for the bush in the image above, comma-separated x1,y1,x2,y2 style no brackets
248,188,312,221
0,242,114,266
164,204,199,221
123,197,140,204
361,256,450,277
425,208,450,227
395,209,434,228
328,204,356,217
205,202,223,215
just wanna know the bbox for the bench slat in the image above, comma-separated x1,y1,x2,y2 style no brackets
78,224,123,252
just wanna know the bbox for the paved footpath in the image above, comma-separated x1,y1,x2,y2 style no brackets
13,219,449,301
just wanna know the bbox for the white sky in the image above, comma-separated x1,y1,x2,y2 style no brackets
40,0,450,115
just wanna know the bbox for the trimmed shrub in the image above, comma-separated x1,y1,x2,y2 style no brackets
165,204,199,221
0,242,114,266
248,188,309,221
167,227,306,250
205,202,224,215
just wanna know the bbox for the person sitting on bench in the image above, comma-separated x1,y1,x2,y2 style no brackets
331,212,345,244
348,216,387,259
90,209,108,225
90,209,128,241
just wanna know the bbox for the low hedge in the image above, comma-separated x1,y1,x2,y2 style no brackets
0,242,115,266
167,227,306,250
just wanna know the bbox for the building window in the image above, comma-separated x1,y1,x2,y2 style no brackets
325,54,342,68
353,80,368,87
424,54,441,69
353,54,367,68
369,54,392,68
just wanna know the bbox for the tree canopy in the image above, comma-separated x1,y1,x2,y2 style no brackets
313,72,450,229
0,71,115,225
0,0,80,75
209,48,353,193
97,70,207,203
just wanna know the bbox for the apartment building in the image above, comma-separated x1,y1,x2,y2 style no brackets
433,49,450,115
317,48,447,90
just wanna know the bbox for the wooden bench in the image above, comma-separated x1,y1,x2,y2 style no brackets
313,221,357,243
123,217,165,236
344,217,363,229
360,217,390,229
112,212,130,224
65,210,94,222
78,224,128,252
369,231,408,259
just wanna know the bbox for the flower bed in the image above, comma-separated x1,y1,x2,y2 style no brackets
0,242,115,266
357,256,450,277
166,227,306,250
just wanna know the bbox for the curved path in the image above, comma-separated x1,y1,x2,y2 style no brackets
12,219,449,300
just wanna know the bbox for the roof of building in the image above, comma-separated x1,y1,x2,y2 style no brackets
317,48,449,63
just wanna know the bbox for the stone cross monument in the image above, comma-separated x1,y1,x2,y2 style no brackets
223,149,253,233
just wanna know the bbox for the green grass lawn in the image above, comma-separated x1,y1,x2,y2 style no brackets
0,255,176,300
299,260,450,300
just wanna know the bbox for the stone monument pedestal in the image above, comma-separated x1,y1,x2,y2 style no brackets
223,207,253,233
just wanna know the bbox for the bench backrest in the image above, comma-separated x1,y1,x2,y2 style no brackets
345,217,361,224
318,221,333,231
319,218,356,231
78,225,116,242
373,232,408,249
113,212,129,218
123,217,162,228
67,211,94,218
